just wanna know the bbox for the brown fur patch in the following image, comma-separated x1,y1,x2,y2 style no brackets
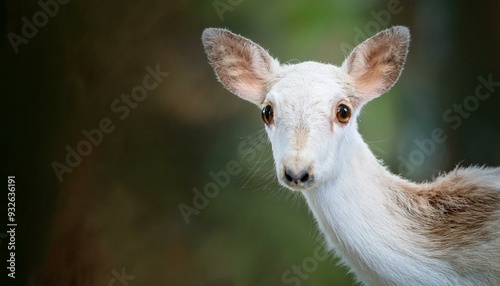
293,123,309,150
392,172,500,251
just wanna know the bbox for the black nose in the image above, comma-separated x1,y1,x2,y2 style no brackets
284,167,310,184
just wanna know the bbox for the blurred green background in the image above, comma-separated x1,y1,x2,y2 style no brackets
1,0,499,285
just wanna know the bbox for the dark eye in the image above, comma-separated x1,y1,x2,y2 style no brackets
336,103,351,123
261,105,274,125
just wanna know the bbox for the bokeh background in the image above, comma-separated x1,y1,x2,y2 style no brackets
2,0,500,285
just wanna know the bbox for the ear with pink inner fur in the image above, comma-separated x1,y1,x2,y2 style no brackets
342,26,410,104
202,28,280,106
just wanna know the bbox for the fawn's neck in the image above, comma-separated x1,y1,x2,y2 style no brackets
301,132,425,284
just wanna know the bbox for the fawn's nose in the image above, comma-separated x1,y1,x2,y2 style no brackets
284,166,313,185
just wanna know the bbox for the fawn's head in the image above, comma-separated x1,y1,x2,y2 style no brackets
202,26,410,191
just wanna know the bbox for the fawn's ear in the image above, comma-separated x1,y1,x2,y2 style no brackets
202,28,279,105
342,26,410,103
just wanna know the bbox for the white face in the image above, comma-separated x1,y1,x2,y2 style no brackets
262,62,357,190
202,26,409,191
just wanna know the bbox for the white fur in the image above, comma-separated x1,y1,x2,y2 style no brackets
202,26,500,285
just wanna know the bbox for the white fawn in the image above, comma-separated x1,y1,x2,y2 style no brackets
202,26,500,285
